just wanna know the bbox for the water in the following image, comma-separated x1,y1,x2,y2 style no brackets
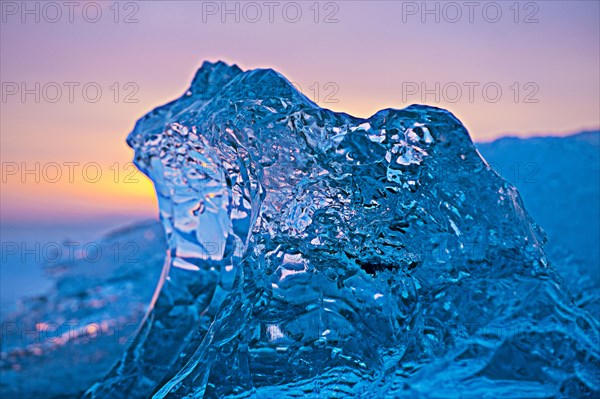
0,218,165,398
1,218,147,315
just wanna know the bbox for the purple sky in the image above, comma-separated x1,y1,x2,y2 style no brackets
1,0,599,221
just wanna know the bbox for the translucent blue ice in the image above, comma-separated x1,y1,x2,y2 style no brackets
85,62,599,398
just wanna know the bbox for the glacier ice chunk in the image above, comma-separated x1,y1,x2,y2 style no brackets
85,61,599,399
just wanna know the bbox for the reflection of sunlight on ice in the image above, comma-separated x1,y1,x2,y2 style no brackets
279,267,306,280
267,324,284,341
172,257,200,271
18,319,120,358
279,253,308,280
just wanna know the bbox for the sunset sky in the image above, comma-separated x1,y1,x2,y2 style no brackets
1,0,599,223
